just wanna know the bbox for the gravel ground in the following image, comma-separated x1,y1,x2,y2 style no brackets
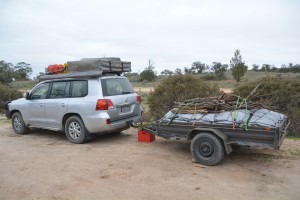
0,122,300,200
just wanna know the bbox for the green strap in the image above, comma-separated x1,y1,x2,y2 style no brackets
168,101,194,125
233,96,249,131
233,96,240,122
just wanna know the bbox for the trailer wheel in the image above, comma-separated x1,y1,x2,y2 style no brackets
190,133,224,166
12,112,29,135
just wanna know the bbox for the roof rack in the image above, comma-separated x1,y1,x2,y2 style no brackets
39,70,104,80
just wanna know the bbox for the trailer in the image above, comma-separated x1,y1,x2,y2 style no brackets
142,105,289,166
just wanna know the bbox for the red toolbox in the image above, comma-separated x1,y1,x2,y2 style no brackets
138,130,155,142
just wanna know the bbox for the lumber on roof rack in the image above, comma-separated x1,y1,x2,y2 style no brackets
67,57,131,73
41,57,131,80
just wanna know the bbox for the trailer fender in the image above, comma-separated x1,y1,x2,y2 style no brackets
187,128,233,154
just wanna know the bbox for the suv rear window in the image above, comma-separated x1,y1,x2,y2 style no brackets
101,78,134,96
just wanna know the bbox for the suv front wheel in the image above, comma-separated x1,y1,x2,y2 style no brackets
12,112,29,135
65,116,88,144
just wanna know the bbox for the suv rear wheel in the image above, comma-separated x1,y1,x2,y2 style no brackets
65,116,88,144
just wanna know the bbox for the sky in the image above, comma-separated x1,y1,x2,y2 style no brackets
0,0,300,77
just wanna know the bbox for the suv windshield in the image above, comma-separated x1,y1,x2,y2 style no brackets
101,78,134,96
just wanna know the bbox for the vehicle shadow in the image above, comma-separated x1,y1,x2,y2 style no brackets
222,145,285,166
91,131,131,144
28,128,66,141
28,128,131,144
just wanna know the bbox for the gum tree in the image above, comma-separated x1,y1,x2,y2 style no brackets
230,49,247,82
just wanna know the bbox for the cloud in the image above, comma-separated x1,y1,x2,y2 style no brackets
0,0,299,76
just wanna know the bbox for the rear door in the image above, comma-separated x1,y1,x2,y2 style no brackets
100,77,140,122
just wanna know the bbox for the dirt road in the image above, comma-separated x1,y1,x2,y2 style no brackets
0,122,300,200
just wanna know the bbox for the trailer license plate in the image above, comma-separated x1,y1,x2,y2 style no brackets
121,106,130,112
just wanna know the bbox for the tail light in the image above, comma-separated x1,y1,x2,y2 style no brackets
96,99,113,110
136,95,142,104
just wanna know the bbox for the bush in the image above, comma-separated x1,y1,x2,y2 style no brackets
202,73,216,81
124,72,140,82
234,77,300,136
148,74,220,119
0,84,22,112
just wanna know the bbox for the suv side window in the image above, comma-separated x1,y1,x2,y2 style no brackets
49,81,70,99
30,83,50,100
71,81,87,97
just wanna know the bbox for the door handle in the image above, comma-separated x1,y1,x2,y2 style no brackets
38,103,43,107
60,103,65,107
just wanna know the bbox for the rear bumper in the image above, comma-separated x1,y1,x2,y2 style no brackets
82,113,142,134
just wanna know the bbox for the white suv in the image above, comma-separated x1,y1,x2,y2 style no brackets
6,75,143,143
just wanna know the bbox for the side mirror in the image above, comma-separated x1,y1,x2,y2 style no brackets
25,92,30,100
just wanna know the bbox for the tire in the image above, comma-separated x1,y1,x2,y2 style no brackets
65,116,88,144
11,112,29,135
190,133,225,166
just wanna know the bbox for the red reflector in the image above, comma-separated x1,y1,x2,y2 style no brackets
136,95,142,104
106,119,110,125
96,99,113,110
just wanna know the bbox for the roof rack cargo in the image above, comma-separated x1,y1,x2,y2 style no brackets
67,57,131,73
40,57,131,80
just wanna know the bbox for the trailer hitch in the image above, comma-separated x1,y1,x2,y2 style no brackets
126,121,141,128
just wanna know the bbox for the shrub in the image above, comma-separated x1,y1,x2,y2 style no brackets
234,77,300,136
202,73,216,81
124,72,140,82
148,74,220,119
0,84,22,112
